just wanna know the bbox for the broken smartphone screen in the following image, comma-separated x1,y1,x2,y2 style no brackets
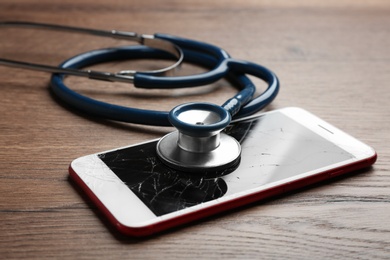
98,112,354,216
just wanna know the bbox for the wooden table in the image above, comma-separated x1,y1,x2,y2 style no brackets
1,0,389,258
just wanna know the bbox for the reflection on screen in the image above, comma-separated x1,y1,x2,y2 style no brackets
99,112,354,216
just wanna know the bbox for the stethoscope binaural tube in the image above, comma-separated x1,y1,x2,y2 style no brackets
0,21,185,81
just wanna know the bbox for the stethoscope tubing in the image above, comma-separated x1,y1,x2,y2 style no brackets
226,59,279,118
50,45,279,126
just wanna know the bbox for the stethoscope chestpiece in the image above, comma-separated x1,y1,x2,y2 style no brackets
156,102,241,173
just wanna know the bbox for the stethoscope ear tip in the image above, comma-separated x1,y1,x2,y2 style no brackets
156,102,241,174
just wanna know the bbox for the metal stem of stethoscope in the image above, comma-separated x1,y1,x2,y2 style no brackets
0,21,183,82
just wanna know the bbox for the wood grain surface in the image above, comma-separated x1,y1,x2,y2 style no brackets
0,0,389,259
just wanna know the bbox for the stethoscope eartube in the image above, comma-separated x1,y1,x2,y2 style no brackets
0,21,183,81
0,21,280,174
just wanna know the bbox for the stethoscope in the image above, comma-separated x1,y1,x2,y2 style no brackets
0,21,279,173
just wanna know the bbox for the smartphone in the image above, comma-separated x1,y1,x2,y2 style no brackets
69,107,377,237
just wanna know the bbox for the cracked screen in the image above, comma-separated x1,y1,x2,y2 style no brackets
98,112,354,216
